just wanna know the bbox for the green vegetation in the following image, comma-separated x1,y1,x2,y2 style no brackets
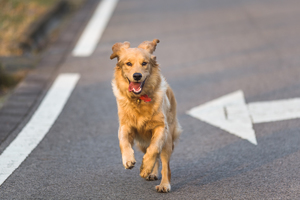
0,0,60,56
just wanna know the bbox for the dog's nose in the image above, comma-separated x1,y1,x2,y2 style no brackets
133,73,142,81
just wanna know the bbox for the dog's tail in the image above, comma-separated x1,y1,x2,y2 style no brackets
172,121,182,150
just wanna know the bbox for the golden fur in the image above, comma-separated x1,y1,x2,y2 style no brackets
111,39,182,193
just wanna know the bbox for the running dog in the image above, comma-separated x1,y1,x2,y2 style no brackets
110,39,182,193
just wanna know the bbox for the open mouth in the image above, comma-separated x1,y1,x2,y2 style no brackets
128,78,146,94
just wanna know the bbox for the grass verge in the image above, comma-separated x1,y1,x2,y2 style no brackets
0,0,60,56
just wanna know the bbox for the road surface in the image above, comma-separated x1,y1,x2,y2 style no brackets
1,0,300,199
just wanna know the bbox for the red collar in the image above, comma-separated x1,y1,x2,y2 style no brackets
139,94,151,102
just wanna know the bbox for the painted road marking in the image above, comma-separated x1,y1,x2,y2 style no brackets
248,98,300,123
187,91,257,145
72,0,119,57
187,90,300,145
0,73,80,186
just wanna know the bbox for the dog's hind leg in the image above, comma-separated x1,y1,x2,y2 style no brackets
146,158,159,181
155,135,172,192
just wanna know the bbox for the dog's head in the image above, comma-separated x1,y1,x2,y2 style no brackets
110,39,160,95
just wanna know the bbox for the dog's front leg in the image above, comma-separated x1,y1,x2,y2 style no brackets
140,126,165,178
119,125,136,169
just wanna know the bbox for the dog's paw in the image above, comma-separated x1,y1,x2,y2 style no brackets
125,160,136,169
122,158,136,169
140,167,152,178
155,183,171,193
146,174,158,181
140,154,156,178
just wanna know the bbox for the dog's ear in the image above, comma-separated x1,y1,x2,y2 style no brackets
138,39,160,54
151,55,156,61
149,55,157,66
110,41,130,60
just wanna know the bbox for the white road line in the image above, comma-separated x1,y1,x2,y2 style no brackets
72,0,119,57
0,73,80,186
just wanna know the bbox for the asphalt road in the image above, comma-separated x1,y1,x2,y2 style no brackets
1,0,300,199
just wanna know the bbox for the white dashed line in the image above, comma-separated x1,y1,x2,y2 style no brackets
0,73,80,186
72,0,119,57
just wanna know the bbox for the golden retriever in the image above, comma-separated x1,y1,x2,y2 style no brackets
110,39,182,193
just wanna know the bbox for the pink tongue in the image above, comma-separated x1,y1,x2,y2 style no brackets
129,82,142,92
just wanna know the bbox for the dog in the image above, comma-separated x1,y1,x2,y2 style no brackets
110,39,182,193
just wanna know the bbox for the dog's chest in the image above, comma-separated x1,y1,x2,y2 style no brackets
120,100,163,130
129,103,154,126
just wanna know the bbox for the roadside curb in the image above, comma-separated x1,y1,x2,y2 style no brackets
0,0,99,146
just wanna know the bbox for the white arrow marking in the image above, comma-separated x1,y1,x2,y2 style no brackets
187,90,300,145
187,90,257,145
248,98,300,123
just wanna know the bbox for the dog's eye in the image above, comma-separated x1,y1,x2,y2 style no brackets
142,62,147,66
126,62,132,66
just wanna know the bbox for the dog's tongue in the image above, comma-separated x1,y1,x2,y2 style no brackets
128,82,142,92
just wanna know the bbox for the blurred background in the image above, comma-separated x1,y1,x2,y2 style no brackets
0,0,84,97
